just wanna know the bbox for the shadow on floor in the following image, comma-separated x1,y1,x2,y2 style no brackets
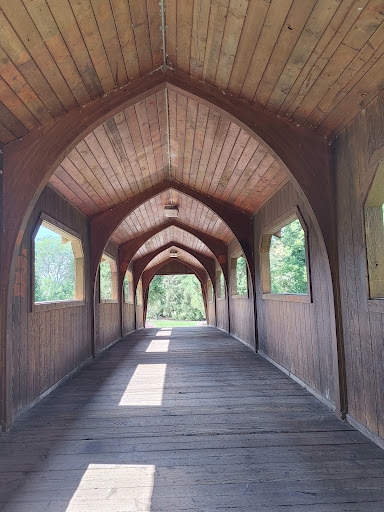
1,326,384,511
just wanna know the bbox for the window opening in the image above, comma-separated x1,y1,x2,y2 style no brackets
136,279,143,306
124,270,133,303
261,209,310,300
217,270,225,299
208,278,213,302
34,219,84,304
365,160,384,298
100,253,118,301
235,256,248,295
146,274,206,325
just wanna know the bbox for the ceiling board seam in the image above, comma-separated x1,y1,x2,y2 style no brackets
160,0,167,69
258,0,316,107
287,2,364,122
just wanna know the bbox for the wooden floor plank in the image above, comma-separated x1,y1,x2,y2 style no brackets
0,326,383,511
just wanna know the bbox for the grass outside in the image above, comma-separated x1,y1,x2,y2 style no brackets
146,319,206,328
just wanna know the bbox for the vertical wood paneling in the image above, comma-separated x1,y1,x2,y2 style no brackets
95,240,121,353
333,89,384,439
136,305,144,329
123,303,136,335
11,186,92,417
228,238,255,348
254,182,336,403
207,301,215,326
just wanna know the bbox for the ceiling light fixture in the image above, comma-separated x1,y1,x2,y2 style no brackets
170,249,178,258
164,205,179,217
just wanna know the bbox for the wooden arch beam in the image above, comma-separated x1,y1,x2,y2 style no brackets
118,219,227,291
90,180,248,298
130,241,216,294
0,68,344,427
142,259,209,326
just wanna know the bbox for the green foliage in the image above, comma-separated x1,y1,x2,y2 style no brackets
269,219,308,294
136,285,142,305
236,257,248,295
35,235,75,302
123,274,130,302
220,272,225,298
100,261,113,299
148,320,202,327
147,274,206,321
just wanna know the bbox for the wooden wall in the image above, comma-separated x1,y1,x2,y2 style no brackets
254,182,336,404
228,238,255,348
333,90,384,439
207,301,215,326
12,186,92,418
216,261,229,332
95,240,121,353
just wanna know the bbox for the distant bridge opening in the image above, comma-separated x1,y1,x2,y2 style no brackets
146,274,206,328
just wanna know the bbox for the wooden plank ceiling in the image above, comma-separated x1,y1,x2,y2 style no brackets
132,226,214,261
112,191,233,245
51,88,287,221
0,0,383,144
144,247,205,271
2,0,384,263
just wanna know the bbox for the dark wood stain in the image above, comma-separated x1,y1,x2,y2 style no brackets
2,327,384,511
228,238,255,348
254,182,336,405
11,186,92,418
332,89,384,438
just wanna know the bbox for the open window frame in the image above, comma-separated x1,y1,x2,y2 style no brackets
260,206,312,303
364,159,384,309
208,278,214,303
32,213,85,311
230,253,249,299
136,278,143,306
216,270,226,301
123,269,134,304
99,252,118,304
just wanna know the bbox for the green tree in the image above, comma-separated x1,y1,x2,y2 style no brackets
236,257,248,295
220,272,225,297
269,219,307,294
147,274,205,321
35,235,75,302
100,261,113,299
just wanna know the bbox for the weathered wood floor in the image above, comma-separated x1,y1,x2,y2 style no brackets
1,326,384,511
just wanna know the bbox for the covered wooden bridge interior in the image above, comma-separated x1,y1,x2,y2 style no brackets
1,0,384,509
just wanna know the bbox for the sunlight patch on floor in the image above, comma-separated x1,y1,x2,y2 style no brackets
155,329,172,336
146,339,170,352
119,364,167,406
66,464,155,511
